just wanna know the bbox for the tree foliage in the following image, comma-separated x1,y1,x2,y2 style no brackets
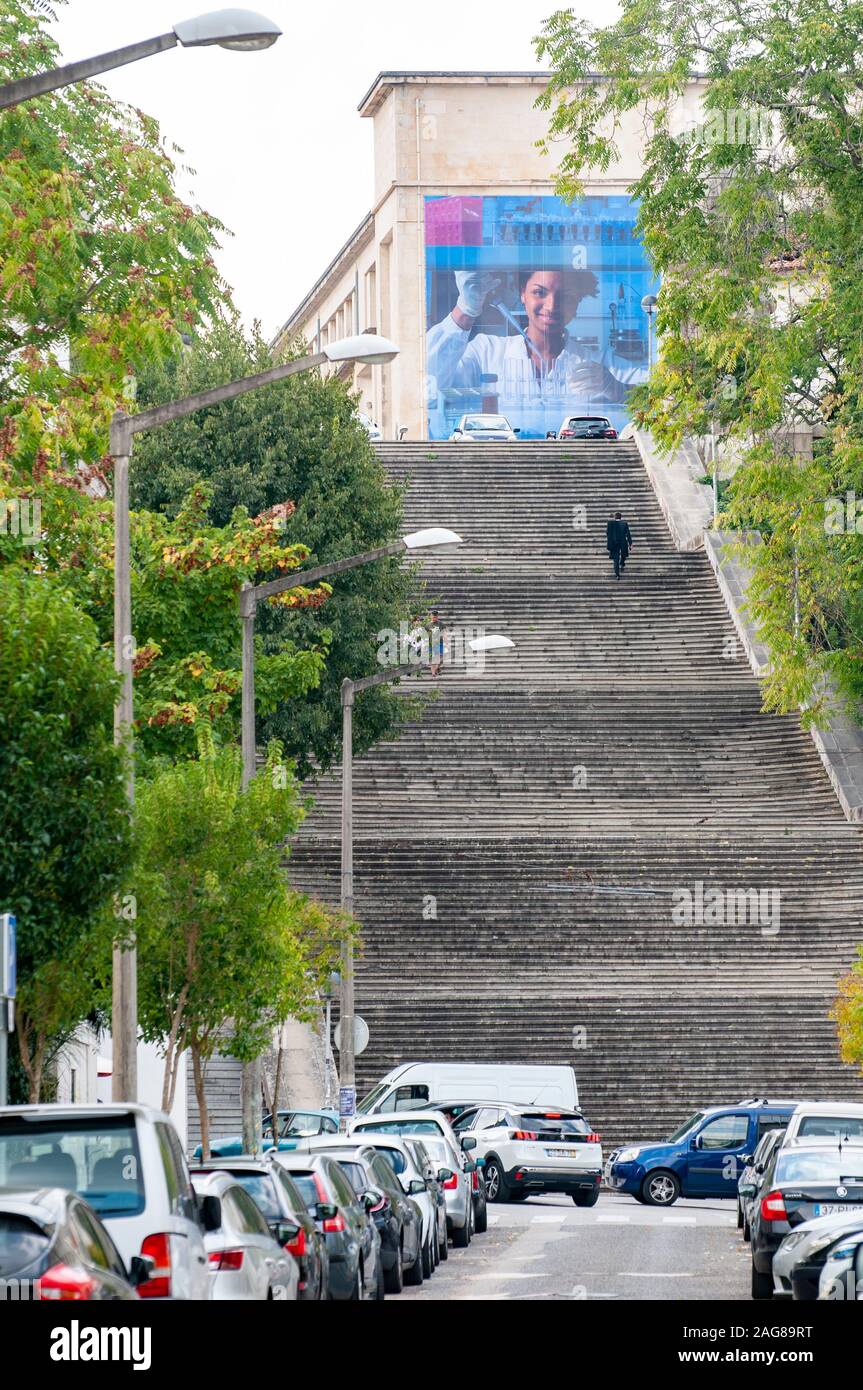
132,738,350,1154
833,948,863,1077
536,0,863,718
129,314,426,777
0,565,132,1098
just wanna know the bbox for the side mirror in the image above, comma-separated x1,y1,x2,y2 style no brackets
741,1154,753,1167
691,1134,703,1151
514,427,521,434
362,1190,380,1212
754,1163,765,1175
315,1201,338,1222
738,1182,756,1197
198,1193,222,1233
437,1168,455,1183
460,1136,477,1152
274,1220,300,1246
475,1157,486,1168
128,1255,155,1288
408,1180,426,1196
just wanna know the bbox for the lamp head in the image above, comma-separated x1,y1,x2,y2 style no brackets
468,635,515,653
173,8,282,50
403,528,463,551
325,333,400,366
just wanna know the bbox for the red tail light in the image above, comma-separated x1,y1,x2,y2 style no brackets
208,1248,244,1271
587,1133,602,1144
472,1170,480,1192
604,429,618,438
512,1130,539,1141
323,1212,346,1233
138,1233,171,1299
560,430,574,438
37,1264,98,1300
442,1172,458,1191
287,1228,307,1259
760,1190,788,1222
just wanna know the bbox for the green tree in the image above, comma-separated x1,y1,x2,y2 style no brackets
129,314,425,777
132,738,349,1156
833,948,863,1077
0,566,132,1099
0,0,227,525
536,0,863,719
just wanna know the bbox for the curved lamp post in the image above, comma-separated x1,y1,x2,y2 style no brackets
110,333,399,1105
0,8,281,110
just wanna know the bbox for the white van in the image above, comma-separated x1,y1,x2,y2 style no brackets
356,1063,579,1116
782,1101,863,1145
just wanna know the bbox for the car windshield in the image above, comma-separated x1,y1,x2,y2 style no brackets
777,1150,863,1183
288,1172,323,1210
229,1173,280,1220
513,1112,590,1137
279,1112,329,1138
337,1162,369,1194
466,417,507,430
797,1116,863,1139
354,1120,443,1136
372,1148,407,1175
0,1214,51,1279
0,1115,144,1218
356,1084,388,1115
568,417,610,432
665,1113,704,1143
419,1138,455,1166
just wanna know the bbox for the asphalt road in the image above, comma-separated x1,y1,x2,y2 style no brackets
404,1191,749,1301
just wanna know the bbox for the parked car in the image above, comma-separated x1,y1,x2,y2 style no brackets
738,1128,786,1240
605,1099,804,1207
191,1170,298,1301
0,1103,208,1299
773,1210,863,1300
298,1139,424,1292
191,1158,328,1300
817,1222,863,1301
0,1187,152,1301
746,1137,863,1299
351,1112,474,1248
781,1102,863,1145
402,1137,450,1261
449,413,519,442
356,1062,579,1115
452,1104,602,1206
193,1108,338,1159
548,414,618,440
273,1152,383,1300
356,410,382,441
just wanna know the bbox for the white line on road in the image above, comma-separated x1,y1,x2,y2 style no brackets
662,1215,698,1225
618,1271,696,1278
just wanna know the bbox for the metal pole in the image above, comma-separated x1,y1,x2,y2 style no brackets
111,432,137,1103
0,33,177,111
239,583,261,1152
339,680,355,1131
712,417,718,523
0,1022,6,1107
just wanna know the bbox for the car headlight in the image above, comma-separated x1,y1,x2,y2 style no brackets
780,1232,804,1251
616,1148,641,1163
809,1230,860,1258
826,1237,863,1262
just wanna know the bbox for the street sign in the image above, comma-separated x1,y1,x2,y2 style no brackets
0,914,15,1001
333,1015,369,1056
338,1086,356,1119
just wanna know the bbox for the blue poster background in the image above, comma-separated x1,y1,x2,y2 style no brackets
424,194,658,441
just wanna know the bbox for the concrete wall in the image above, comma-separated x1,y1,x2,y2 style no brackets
275,71,708,440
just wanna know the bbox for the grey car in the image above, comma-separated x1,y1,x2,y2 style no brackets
272,1151,383,1300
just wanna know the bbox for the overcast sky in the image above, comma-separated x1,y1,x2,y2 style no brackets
48,1,606,337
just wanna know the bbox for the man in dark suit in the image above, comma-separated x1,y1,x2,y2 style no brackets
606,511,633,579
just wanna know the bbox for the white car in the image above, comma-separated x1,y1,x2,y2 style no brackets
350,1110,474,1247
782,1102,863,1146
449,413,519,442
356,410,382,441
192,1170,299,1301
450,1104,603,1206
0,1103,209,1300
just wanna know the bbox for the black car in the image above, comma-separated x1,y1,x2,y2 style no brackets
738,1128,786,1241
273,1152,383,1301
746,1138,863,1299
0,1187,150,1300
191,1158,329,1300
310,1142,425,1294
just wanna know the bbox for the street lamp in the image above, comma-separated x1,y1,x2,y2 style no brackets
0,9,282,110
237,523,462,1153
108,333,400,1105
337,633,516,1131
641,293,658,373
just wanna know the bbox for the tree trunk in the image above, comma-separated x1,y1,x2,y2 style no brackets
161,984,190,1112
191,1045,210,1160
17,1015,45,1103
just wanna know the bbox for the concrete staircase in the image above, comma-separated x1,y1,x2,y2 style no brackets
290,441,863,1149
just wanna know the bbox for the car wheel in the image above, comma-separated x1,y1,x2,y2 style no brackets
483,1158,507,1203
743,1215,751,1244
404,1236,424,1285
431,1230,439,1268
384,1243,404,1295
736,1199,744,1229
349,1265,364,1301
474,1199,488,1233
572,1188,600,1207
422,1235,433,1279
751,1260,774,1300
641,1171,681,1207
438,1224,449,1261
375,1258,386,1301
452,1212,471,1248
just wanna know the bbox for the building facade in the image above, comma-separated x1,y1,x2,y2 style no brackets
273,71,706,440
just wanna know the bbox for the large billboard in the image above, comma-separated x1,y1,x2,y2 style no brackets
425,194,658,441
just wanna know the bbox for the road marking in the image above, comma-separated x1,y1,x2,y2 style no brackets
662,1215,698,1225
618,1271,696,1278
596,1214,632,1224
530,1212,568,1224
469,1271,549,1280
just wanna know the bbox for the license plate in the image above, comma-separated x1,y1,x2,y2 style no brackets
814,1202,863,1216
547,1148,583,1159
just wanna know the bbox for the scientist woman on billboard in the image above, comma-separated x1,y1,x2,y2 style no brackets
426,267,638,409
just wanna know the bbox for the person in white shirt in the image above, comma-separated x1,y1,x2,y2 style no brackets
426,267,644,432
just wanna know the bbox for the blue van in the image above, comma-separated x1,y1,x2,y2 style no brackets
605,1099,804,1206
